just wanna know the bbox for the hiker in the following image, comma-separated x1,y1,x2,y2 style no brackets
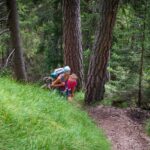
44,66,78,101
50,66,71,91
41,66,70,89
66,73,78,101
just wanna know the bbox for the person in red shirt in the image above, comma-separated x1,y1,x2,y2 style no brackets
66,73,78,101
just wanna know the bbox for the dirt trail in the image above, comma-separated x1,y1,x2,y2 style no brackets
88,106,150,150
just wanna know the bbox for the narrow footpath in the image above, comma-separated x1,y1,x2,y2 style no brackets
88,106,150,150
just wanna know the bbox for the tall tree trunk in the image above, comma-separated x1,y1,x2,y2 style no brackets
138,0,147,107
63,0,84,89
85,0,119,104
7,0,27,81
138,33,144,107
0,0,9,35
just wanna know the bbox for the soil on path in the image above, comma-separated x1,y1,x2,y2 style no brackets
88,106,150,150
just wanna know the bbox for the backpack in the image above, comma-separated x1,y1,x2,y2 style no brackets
50,68,64,79
50,66,71,80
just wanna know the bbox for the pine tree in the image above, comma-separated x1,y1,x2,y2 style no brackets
63,0,84,89
7,0,27,81
85,0,119,104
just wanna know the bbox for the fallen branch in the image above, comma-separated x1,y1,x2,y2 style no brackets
4,49,15,68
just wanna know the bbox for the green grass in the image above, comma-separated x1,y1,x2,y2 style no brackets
0,77,110,150
146,119,150,136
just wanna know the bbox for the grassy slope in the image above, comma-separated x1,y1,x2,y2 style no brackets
0,77,110,150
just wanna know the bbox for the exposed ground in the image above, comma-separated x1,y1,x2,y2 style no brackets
88,106,150,150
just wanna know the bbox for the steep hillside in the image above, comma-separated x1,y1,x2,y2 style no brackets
0,77,110,150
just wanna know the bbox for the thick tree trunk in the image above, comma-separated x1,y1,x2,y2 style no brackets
63,0,84,89
85,0,119,104
7,0,27,81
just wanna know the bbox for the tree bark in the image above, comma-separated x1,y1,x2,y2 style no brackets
138,1,147,107
85,0,119,104
7,0,27,81
63,0,84,89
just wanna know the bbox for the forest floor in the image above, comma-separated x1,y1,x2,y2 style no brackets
87,106,150,150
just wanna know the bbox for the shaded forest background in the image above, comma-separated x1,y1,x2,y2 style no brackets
0,0,150,108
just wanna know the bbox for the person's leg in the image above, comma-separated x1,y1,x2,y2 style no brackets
68,96,73,102
67,90,73,102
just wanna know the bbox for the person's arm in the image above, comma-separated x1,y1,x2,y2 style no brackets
51,78,60,86
51,82,65,87
51,75,65,87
